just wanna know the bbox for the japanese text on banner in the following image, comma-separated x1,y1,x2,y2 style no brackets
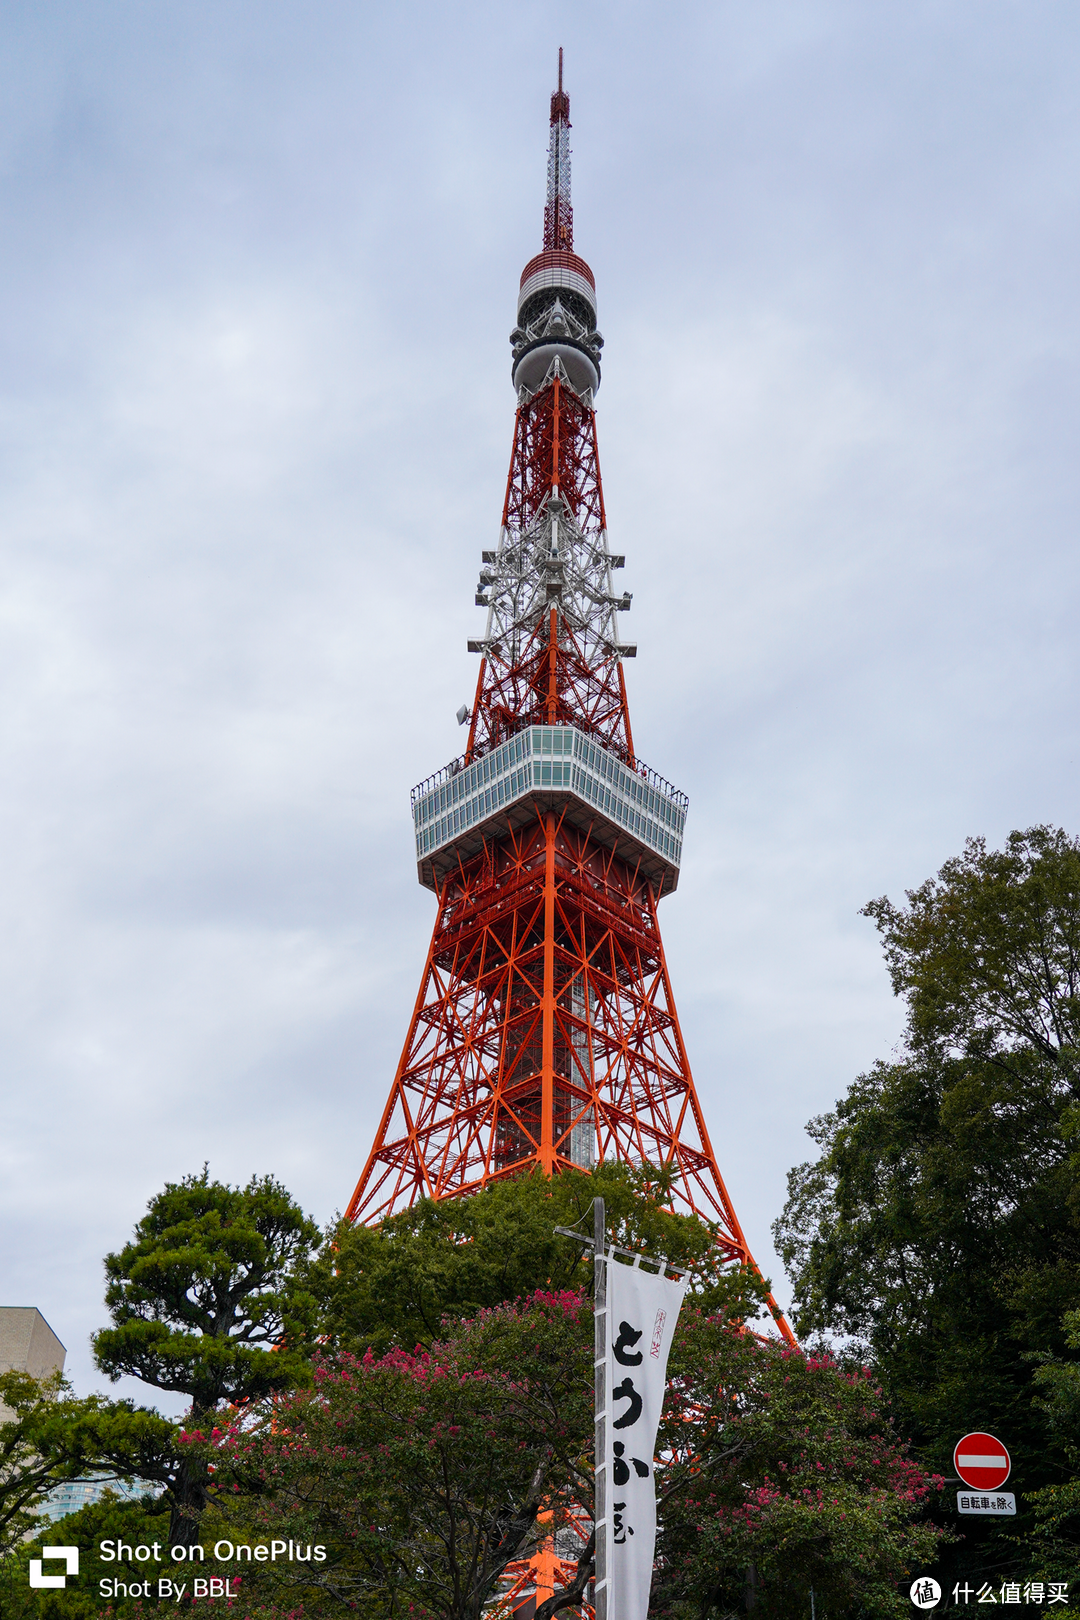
604,1262,687,1620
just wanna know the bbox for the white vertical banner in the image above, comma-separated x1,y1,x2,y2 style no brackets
604,1261,687,1620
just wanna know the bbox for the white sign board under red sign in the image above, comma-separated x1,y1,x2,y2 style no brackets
957,1491,1016,1516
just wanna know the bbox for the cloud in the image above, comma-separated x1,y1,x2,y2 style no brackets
1,0,1078,1396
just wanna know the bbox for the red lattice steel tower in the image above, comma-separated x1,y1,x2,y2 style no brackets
346,56,791,1342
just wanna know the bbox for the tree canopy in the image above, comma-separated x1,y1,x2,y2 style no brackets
89,1168,321,1548
774,827,1080,1583
654,1313,944,1619
864,825,1080,1071
3,1494,171,1620
5,1138,957,1613
94,1167,321,1409
1025,1305,1080,1579
306,1161,769,1358
196,1290,941,1620
204,1289,594,1620
0,1372,83,1561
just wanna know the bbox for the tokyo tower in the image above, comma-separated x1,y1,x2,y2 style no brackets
346,55,789,1333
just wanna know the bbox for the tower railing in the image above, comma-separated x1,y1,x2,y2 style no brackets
411,724,688,875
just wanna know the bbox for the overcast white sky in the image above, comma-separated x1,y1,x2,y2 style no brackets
2,0,1078,1411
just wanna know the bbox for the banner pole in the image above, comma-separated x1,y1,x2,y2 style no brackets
594,1195,608,1620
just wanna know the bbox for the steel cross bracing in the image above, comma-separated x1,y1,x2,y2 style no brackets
345,811,773,1286
481,372,623,657
345,53,795,1355
467,372,633,764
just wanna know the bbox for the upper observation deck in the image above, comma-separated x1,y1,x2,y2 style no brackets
411,725,688,897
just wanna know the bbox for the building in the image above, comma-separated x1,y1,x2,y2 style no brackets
0,1306,65,1419
0,1305,156,1523
37,1476,156,1525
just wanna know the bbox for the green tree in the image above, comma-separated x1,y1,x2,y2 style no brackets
89,1168,321,1550
0,1372,80,1560
2,1493,171,1620
203,1290,595,1620
653,1315,945,1619
26,1391,187,1559
306,1162,770,1357
1021,1307,1080,1578
774,827,1080,1582
203,1290,942,1620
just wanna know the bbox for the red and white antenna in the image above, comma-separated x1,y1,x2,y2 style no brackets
544,46,573,252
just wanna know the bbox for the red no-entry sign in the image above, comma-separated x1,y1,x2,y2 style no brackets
954,1432,1011,1491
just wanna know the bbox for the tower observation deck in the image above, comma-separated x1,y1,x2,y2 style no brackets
345,56,792,1343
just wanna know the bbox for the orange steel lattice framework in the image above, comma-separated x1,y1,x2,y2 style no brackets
345,55,793,1352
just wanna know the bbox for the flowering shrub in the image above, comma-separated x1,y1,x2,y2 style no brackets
189,1293,944,1620
198,1290,593,1620
653,1314,946,1619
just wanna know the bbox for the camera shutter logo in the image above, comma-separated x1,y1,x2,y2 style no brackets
29,1547,79,1589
